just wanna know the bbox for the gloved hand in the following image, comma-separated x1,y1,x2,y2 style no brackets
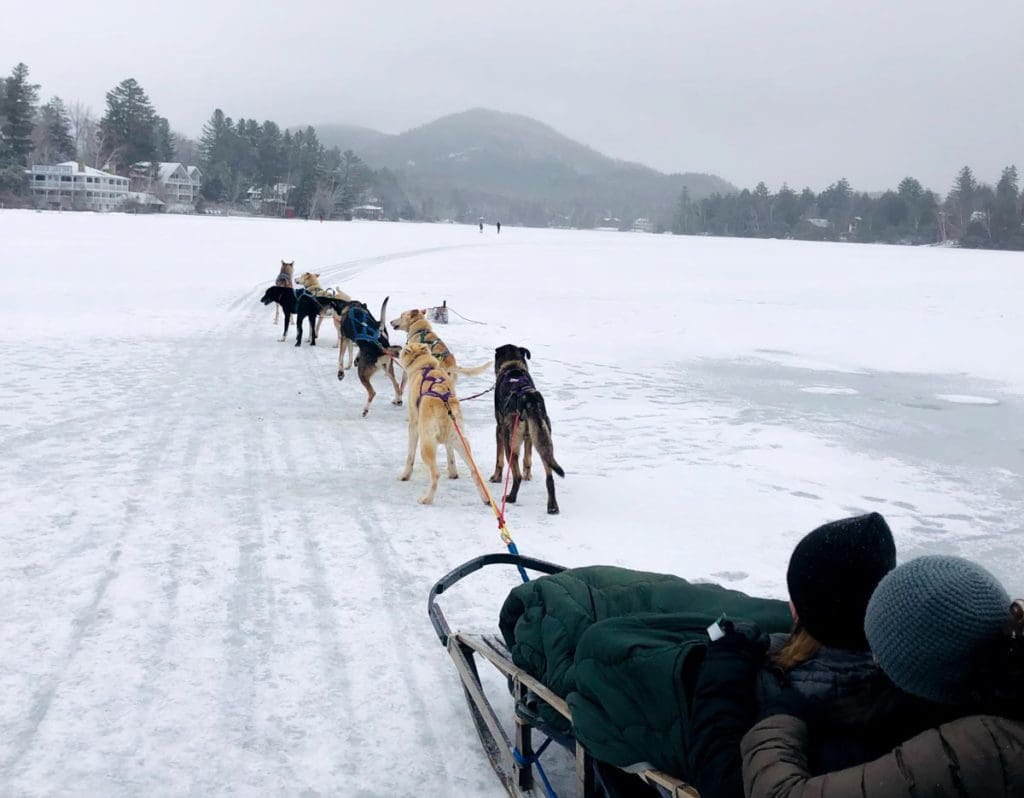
708,620,769,662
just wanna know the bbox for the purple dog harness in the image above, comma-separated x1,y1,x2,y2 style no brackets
417,368,452,407
498,370,535,413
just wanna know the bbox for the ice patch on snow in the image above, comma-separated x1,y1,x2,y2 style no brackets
935,394,1000,406
800,386,860,395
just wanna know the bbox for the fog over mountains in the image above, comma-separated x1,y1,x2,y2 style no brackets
309,108,733,228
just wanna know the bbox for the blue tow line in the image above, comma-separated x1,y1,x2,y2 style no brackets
513,737,558,798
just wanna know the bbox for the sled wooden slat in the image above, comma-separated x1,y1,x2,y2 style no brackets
452,631,699,798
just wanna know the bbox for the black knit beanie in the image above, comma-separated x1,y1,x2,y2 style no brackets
865,556,1010,706
786,512,897,649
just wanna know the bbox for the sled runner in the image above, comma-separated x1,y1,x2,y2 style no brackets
428,553,699,798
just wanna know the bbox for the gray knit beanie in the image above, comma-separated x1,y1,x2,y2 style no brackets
865,555,1010,706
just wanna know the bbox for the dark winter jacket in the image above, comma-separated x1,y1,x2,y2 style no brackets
741,712,1024,798
689,633,928,798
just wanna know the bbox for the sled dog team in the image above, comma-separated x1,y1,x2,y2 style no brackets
260,262,564,512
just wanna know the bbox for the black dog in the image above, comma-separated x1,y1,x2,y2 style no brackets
488,344,564,514
260,286,339,346
335,296,402,416
260,285,297,342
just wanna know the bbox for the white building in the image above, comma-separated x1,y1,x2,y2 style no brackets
26,162,130,211
132,162,203,208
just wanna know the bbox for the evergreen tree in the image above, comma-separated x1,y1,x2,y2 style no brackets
773,184,802,233
99,78,158,171
152,116,174,161
198,108,234,200
334,149,372,217
991,165,1022,248
33,96,75,163
817,178,853,233
948,165,978,232
256,120,286,188
1,62,40,168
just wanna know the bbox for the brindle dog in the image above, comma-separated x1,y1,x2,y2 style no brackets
489,344,564,514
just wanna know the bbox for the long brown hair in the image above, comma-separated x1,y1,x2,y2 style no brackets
772,622,823,671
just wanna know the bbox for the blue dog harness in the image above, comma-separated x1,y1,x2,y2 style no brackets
344,306,383,345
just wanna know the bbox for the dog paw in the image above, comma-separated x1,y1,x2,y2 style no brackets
524,470,533,481
399,473,411,481
361,408,369,417
391,399,402,406
547,506,560,515
488,474,502,483
337,371,344,381
448,473,459,480
418,496,433,505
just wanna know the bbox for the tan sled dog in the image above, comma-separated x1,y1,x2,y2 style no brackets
272,260,295,325
390,308,490,392
398,342,490,506
296,271,355,369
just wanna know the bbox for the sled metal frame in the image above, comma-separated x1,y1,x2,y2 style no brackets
428,553,699,798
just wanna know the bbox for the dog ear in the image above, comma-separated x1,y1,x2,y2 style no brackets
520,347,531,360
314,272,320,278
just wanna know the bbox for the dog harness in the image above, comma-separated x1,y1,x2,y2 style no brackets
344,306,383,345
413,329,451,360
417,368,452,407
497,369,535,414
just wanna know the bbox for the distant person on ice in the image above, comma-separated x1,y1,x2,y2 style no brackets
496,221,501,234
479,218,484,233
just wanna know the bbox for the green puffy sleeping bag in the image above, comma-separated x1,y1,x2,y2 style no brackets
499,566,792,774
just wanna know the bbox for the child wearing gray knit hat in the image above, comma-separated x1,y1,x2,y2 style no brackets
865,555,1012,706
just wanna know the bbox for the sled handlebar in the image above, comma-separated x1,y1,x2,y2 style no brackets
427,553,566,646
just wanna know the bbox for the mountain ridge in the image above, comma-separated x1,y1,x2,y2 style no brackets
307,108,734,227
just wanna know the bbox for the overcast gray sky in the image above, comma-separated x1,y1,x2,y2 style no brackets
7,0,1022,191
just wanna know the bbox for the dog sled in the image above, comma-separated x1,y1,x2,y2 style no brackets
428,553,699,798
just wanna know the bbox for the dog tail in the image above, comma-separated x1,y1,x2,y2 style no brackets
522,394,564,478
450,360,493,378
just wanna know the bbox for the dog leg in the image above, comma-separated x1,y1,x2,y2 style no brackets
418,437,440,504
359,366,376,417
400,413,418,481
295,316,303,347
489,424,506,482
446,444,458,479
523,434,534,481
332,315,340,348
506,432,524,504
545,468,559,515
309,315,317,346
273,304,280,324
386,358,402,405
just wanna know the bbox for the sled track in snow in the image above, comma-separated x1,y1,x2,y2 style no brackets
229,243,486,312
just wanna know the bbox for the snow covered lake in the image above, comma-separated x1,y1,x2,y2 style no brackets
1,210,1022,795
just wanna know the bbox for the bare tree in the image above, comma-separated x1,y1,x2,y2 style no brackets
68,101,107,168
173,131,200,165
